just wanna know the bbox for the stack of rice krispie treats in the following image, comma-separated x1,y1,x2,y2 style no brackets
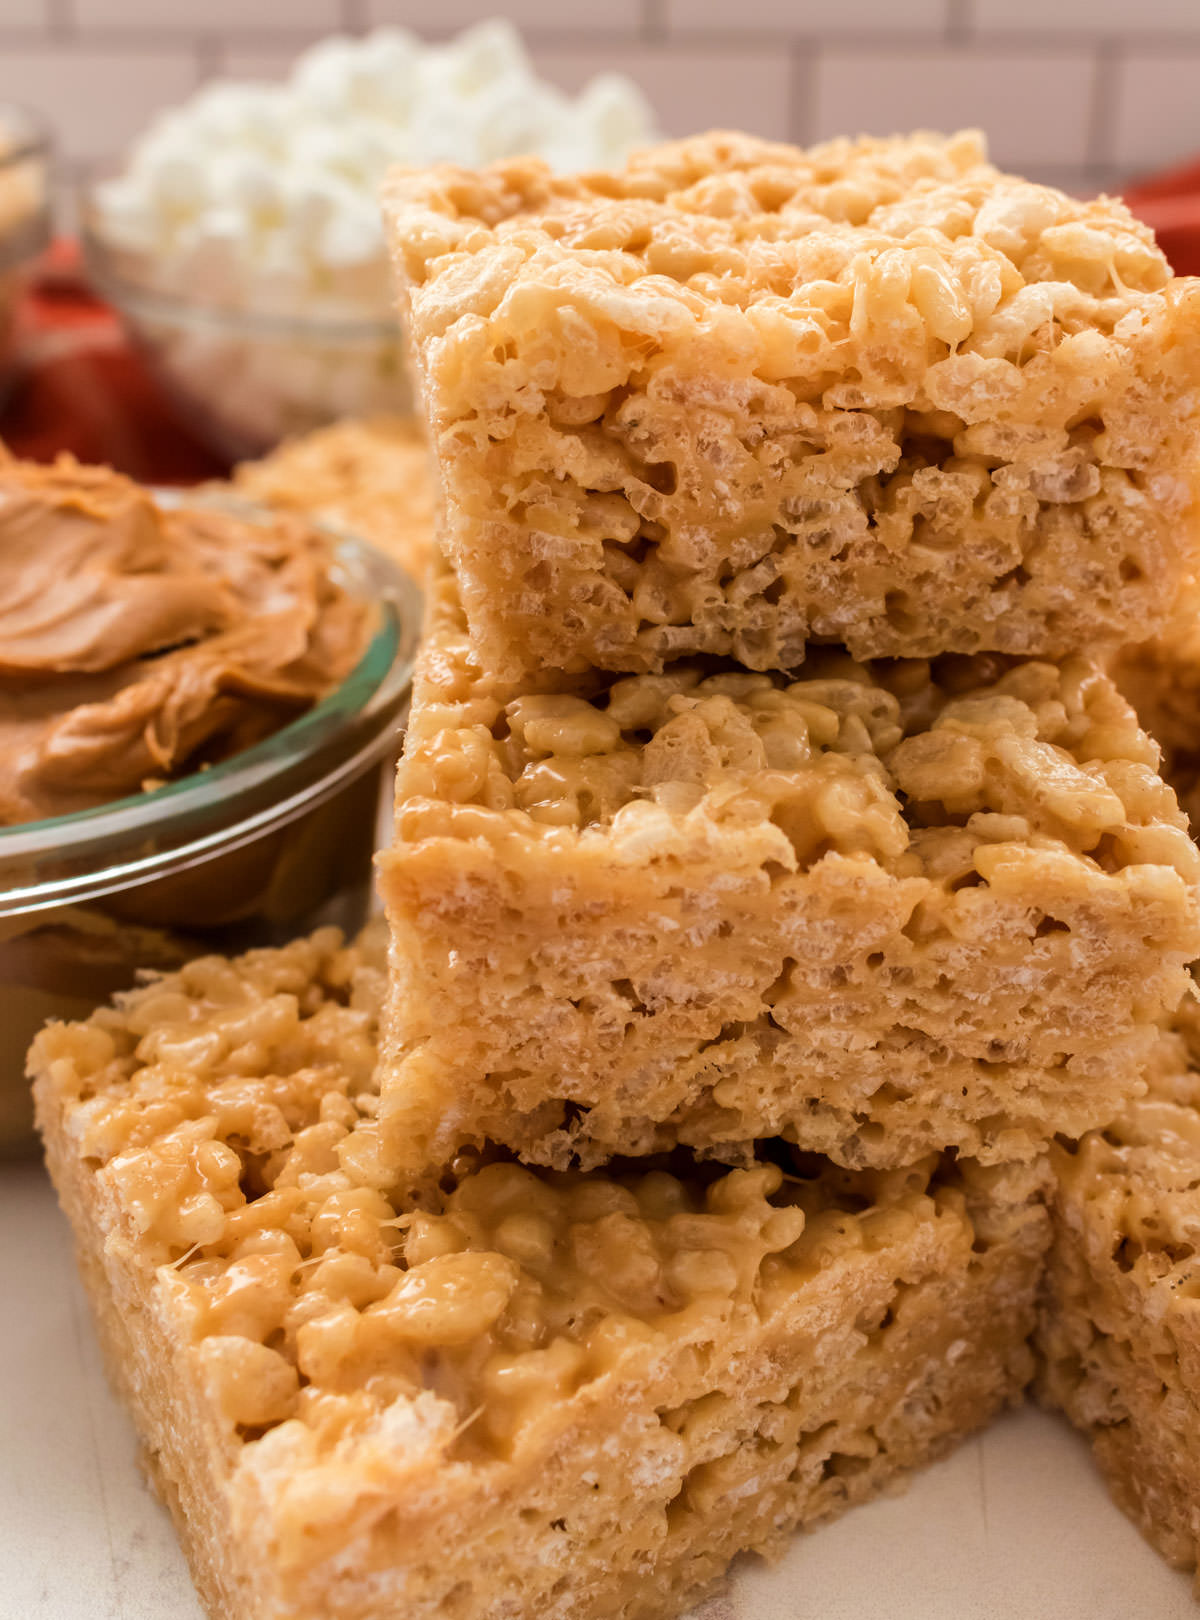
30,129,1200,1619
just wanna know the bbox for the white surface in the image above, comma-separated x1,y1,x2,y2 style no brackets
2,1159,1193,1620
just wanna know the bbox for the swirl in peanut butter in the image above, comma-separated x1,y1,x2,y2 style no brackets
0,453,367,824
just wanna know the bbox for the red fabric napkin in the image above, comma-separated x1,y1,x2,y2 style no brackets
0,239,227,484
1123,158,1200,277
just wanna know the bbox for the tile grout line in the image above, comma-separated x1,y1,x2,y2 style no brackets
946,0,970,45
33,24,340,49
27,22,1200,53
192,33,222,86
788,40,816,148
642,0,666,45
1087,37,1121,177
631,25,1200,49
48,0,75,39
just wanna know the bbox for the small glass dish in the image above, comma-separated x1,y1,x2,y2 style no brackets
0,491,421,1155
80,186,410,461
0,103,52,404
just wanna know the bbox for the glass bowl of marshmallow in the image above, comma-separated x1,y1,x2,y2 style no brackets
81,22,656,460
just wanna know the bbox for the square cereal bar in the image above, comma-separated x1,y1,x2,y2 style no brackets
384,128,1200,682
32,927,1050,1620
375,567,1200,1178
1038,995,1200,1581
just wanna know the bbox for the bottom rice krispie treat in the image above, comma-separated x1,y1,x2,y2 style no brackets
33,929,1050,1620
1038,995,1200,1581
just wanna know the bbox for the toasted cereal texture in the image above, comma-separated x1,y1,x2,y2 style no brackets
230,416,435,582
1038,994,1200,1581
1112,582,1200,834
32,926,1050,1620
375,563,1200,1178
384,128,1200,682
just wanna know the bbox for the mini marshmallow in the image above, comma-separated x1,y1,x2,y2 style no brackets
436,18,532,98
317,203,384,273
577,75,658,163
173,208,251,305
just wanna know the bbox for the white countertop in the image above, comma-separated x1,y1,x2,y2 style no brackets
2,1160,1192,1620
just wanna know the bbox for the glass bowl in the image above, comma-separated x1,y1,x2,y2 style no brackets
80,187,410,461
0,104,52,404
0,491,422,1154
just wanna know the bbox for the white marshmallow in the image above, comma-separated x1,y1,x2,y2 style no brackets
172,208,251,305
317,201,382,272
575,74,656,167
209,152,283,226
137,145,210,219
437,19,532,98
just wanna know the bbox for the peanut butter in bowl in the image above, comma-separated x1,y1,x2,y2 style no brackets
0,451,367,822
0,450,420,1153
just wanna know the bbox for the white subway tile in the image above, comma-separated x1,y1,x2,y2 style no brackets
0,0,50,27
0,47,199,163
217,41,337,81
971,0,1200,34
365,0,642,31
814,46,1095,170
667,0,946,34
1017,165,1114,197
72,0,340,27
1111,52,1200,175
530,43,793,142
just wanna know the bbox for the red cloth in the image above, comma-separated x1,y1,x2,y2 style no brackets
1123,159,1200,279
3,169,1200,484
0,240,227,484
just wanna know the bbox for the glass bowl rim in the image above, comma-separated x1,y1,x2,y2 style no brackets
0,487,422,915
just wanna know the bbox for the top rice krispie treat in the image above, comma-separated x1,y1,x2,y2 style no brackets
385,128,1200,681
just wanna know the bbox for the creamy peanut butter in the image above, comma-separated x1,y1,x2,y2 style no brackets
0,453,368,824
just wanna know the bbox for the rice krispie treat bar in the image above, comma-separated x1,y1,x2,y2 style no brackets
230,415,435,581
384,128,1200,683
1037,995,1200,1581
32,927,1050,1620
376,567,1200,1178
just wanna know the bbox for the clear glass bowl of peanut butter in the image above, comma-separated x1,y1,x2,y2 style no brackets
0,466,420,1154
